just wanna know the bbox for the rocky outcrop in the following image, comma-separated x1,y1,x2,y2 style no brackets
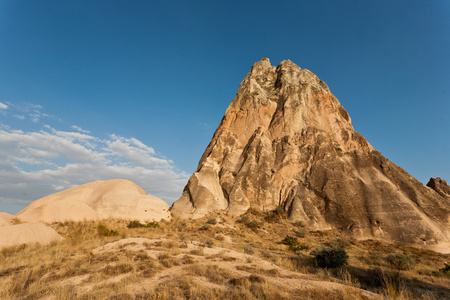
427,177,450,198
171,58,450,253
16,179,171,223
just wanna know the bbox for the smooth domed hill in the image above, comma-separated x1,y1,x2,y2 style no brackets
16,179,171,223
171,58,450,253
0,222,63,248
0,212,14,227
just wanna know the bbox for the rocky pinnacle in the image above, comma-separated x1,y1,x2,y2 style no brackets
171,58,450,253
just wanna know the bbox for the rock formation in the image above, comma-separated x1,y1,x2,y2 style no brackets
171,58,450,252
16,179,171,223
427,177,450,198
0,212,13,227
0,222,63,248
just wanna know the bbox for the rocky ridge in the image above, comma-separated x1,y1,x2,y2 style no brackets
171,58,450,253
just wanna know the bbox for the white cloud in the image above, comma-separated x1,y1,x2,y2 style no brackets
104,134,172,169
0,124,189,213
0,102,8,110
13,115,25,120
71,125,90,134
30,113,41,122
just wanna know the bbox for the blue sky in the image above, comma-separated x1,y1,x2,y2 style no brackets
1,0,449,214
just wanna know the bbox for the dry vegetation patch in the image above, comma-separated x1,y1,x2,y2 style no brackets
0,212,448,299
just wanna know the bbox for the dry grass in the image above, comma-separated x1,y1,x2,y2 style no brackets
0,211,449,299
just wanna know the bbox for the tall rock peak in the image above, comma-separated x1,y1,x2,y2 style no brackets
171,59,450,253
252,57,273,69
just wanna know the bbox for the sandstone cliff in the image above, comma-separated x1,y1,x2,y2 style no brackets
171,58,450,253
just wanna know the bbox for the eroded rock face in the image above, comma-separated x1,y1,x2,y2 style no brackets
171,59,450,252
427,177,450,198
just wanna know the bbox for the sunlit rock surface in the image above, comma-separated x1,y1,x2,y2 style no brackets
171,58,450,253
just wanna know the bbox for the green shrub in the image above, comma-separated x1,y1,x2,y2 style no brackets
205,239,214,248
246,220,264,229
127,220,159,229
289,244,309,252
237,216,250,224
439,262,450,275
244,247,254,255
97,224,119,237
386,253,418,270
329,238,351,249
237,215,263,229
281,235,308,252
146,221,159,228
260,250,273,258
310,246,348,268
206,218,217,225
281,235,298,246
127,221,143,228
199,224,211,231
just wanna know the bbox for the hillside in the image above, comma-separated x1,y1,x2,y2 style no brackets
1,210,449,299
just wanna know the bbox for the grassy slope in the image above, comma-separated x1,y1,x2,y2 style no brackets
1,209,449,299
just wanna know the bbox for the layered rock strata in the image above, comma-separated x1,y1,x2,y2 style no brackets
171,58,450,252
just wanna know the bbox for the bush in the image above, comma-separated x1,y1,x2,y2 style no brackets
281,235,298,246
127,220,159,229
146,221,159,228
265,206,286,223
439,262,450,275
281,235,308,252
237,216,263,229
127,221,143,228
310,246,348,268
97,224,119,237
329,238,351,249
199,224,211,231
206,218,217,225
205,239,214,248
237,216,250,224
243,247,254,255
246,220,264,229
289,244,309,252
386,253,418,270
